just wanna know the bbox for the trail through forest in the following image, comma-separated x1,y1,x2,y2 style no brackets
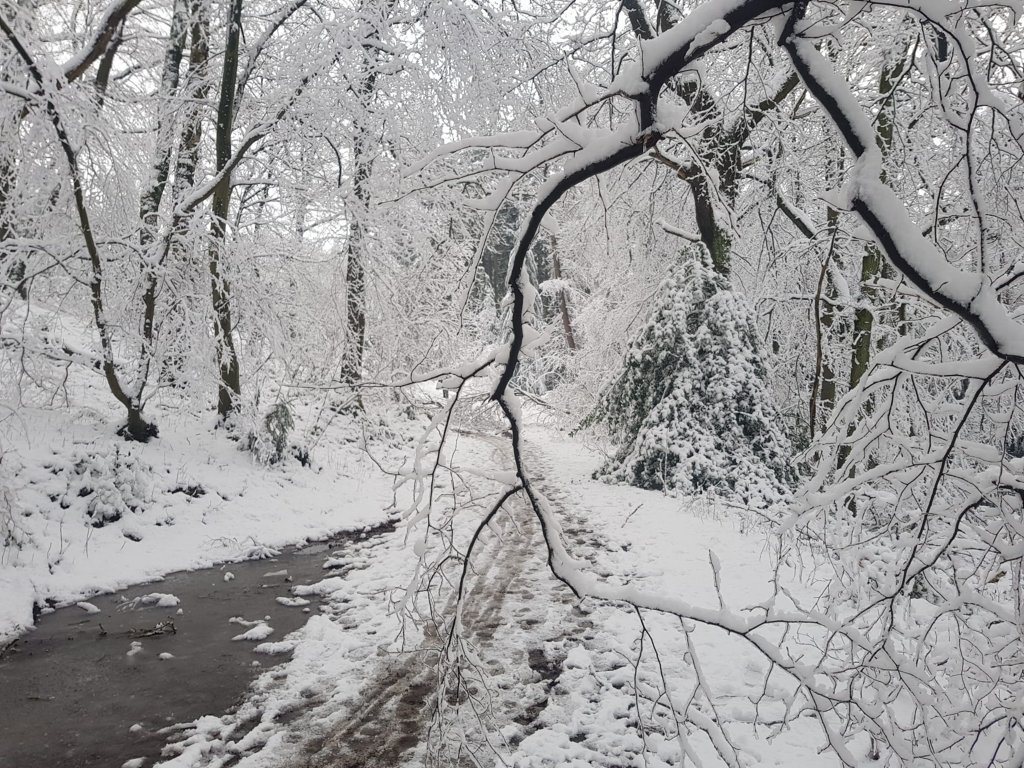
285,433,597,767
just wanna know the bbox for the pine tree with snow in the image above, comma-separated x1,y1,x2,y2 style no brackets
587,244,796,507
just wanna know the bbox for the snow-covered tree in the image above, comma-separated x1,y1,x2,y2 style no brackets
587,244,795,506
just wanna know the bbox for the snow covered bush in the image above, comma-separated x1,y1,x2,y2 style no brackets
586,244,795,507
246,401,311,466
0,452,22,551
53,447,154,527
264,402,294,463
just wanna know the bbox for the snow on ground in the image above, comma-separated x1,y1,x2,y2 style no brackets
511,427,846,767
152,496,422,767
1,370,856,767
0,401,401,641
147,416,852,767
150,428,536,767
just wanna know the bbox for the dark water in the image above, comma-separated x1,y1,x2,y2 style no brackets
0,522,392,768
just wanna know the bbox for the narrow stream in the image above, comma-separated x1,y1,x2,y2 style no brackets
0,522,393,768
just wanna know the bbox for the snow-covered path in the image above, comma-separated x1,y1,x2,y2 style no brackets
145,431,589,767
293,491,560,767
274,428,839,768
510,431,840,767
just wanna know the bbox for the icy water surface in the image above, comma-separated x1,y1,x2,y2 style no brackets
0,522,392,768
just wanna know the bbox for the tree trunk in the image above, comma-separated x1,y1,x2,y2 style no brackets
810,254,838,437
848,246,882,391
93,18,124,109
812,46,844,433
339,0,396,390
817,256,838,425
0,0,28,298
133,0,188,391
847,55,903,392
0,129,24,298
689,174,732,278
208,0,244,421
120,404,159,442
550,248,578,351
139,0,187,248
173,0,210,204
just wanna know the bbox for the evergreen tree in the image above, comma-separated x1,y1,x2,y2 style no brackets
587,245,795,507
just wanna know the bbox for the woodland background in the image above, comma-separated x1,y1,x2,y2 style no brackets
3,0,1024,765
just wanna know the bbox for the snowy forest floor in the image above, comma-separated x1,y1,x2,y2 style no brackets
0,402,398,641
1,401,856,768
149,425,849,767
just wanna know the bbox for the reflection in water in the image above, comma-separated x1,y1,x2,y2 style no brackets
0,524,390,768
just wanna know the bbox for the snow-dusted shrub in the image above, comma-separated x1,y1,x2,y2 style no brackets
586,244,795,507
0,453,22,551
247,401,309,466
264,402,294,462
57,446,153,526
